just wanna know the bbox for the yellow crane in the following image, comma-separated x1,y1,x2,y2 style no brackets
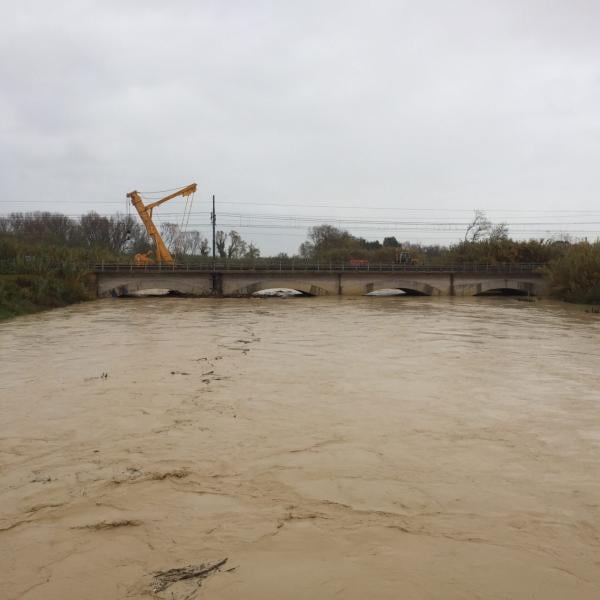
127,183,197,265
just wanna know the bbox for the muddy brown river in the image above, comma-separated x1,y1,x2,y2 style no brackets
1,297,600,599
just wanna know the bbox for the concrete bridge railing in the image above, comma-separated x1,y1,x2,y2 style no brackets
93,261,545,274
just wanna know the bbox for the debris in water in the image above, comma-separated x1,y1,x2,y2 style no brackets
30,474,53,484
151,558,228,593
74,519,142,530
84,372,109,382
147,469,188,481
111,467,189,484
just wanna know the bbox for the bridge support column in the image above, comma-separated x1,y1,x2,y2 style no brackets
211,272,223,296
337,273,342,295
449,273,455,296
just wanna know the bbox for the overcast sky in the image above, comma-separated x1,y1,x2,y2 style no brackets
1,1,599,253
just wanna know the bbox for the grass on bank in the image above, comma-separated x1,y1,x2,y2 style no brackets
546,242,600,304
0,232,113,320
0,272,94,320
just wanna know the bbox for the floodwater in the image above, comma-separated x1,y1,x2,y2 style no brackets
1,297,600,599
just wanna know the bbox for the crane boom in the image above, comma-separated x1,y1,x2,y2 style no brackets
127,183,197,265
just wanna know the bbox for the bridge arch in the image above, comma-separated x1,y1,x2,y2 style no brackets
456,279,540,297
364,279,443,296
96,270,544,298
100,275,211,297
228,280,331,297
104,278,199,297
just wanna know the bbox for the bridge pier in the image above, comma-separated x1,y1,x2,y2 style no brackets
211,272,223,296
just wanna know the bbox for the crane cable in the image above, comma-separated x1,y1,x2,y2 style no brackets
180,192,190,231
180,191,195,234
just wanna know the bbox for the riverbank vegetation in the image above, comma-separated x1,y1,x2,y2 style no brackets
0,272,93,319
0,211,261,319
545,242,600,304
1,210,598,318
0,213,127,318
297,223,569,265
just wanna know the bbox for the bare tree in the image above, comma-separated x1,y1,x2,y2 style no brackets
489,222,509,242
7,212,78,245
227,230,247,259
245,242,260,259
214,230,258,259
160,223,181,253
199,237,210,256
465,210,492,242
215,230,227,258
160,223,209,256
183,231,210,255
108,214,144,254
80,212,111,248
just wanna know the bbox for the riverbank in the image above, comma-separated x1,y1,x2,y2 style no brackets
545,242,600,304
0,273,93,320
1,297,599,599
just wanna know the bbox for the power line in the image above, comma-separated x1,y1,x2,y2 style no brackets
4,199,600,215
203,201,600,214
3,211,600,229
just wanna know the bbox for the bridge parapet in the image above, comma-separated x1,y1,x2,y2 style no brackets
92,261,546,275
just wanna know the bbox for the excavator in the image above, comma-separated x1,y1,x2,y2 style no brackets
127,183,197,265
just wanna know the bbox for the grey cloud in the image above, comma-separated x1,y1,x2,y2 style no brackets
1,0,600,253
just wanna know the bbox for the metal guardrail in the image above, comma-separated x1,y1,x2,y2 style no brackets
92,261,547,274
0,257,546,275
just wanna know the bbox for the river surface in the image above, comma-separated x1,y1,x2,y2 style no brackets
1,297,600,599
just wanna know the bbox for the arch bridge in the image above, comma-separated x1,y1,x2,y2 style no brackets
94,262,545,298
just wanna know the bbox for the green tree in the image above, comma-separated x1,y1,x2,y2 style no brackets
546,241,600,303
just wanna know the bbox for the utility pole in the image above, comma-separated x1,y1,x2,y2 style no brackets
211,194,216,260
210,194,221,294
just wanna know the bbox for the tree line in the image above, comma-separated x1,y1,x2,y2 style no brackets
0,212,259,261
297,220,570,265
